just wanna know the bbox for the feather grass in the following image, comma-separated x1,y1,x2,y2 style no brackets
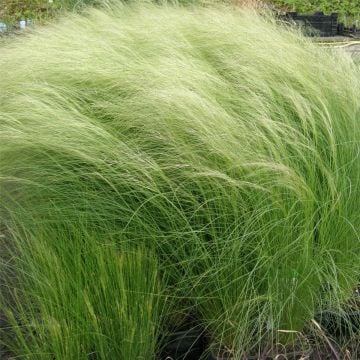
0,2,360,357
0,221,166,359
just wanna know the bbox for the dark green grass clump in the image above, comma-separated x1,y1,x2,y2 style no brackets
1,224,164,359
0,3,360,358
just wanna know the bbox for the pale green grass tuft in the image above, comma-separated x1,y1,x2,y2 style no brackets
0,2,360,358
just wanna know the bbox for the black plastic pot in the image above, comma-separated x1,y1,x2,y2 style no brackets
207,347,312,360
341,25,360,37
281,12,339,37
161,327,205,360
316,310,360,337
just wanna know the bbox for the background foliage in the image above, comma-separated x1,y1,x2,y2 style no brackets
0,0,100,24
272,0,360,23
1,0,360,25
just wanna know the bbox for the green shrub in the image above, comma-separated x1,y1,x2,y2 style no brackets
271,0,360,23
0,3,359,357
0,0,104,25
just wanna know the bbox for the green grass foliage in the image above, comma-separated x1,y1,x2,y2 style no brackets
1,225,164,359
0,0,103,25
272,0,360,23
1,2,360,358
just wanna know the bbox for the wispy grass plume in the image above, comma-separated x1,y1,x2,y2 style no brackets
0,2,359,358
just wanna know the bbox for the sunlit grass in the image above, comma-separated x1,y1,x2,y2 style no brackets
0,2,359,358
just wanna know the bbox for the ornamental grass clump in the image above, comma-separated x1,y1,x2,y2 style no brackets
0,2,360,358
0,223,166,359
